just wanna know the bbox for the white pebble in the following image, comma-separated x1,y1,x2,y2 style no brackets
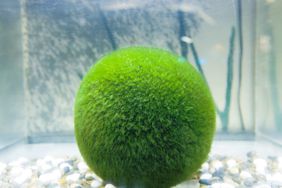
226,159,237,168
39,170,61,185
13,168,32,185
174,179,200,188
253,183,271,188
243,177,255,187
254,158,267,168
66,173,81,183
77,161,89,173
228,167,239,175
40,163,53,173
71,183,83,188
0,162,7,176
105,184,116,188
0,181,9,187
211,182,235,188
200,173,212,180
31,165,38,171
240,171,252,179
223,177,237,185
278,157,282,170
267,172,282,185
211,160,223,170
256,167,266,174
36,159,45,167
36,158,54,173
201,162,209,172
0,162,6,170
0,170,4,177
91,180,102,188
39,173,52,185
9,166,24,177
53,158,65,166
52,169,62,179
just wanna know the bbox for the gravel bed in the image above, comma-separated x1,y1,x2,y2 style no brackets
1,152,282,188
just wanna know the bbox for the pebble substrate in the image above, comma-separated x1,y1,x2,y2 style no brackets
0,152,282,188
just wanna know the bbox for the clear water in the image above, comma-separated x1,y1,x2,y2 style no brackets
0,0,281,187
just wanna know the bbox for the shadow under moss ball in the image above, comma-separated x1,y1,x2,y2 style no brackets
74,47,216,188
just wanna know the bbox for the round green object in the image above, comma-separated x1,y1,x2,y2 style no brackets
74,47,216,188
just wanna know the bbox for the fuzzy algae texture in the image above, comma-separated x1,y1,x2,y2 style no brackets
74,47,216,188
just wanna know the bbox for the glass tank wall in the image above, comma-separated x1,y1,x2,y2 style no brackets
22,0,255,138
0,0,282,187
0,0,25,150
256,0,282,145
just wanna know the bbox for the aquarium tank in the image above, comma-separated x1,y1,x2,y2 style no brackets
0,0,282,187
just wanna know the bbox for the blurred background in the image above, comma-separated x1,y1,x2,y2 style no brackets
0,0,282,187
1,0,281,147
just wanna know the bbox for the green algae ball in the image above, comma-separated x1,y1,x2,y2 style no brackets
74,47,216,188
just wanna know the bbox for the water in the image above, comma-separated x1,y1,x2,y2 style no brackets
0,0,282,187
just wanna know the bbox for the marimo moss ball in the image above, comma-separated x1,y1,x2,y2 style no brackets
74,47,216,188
